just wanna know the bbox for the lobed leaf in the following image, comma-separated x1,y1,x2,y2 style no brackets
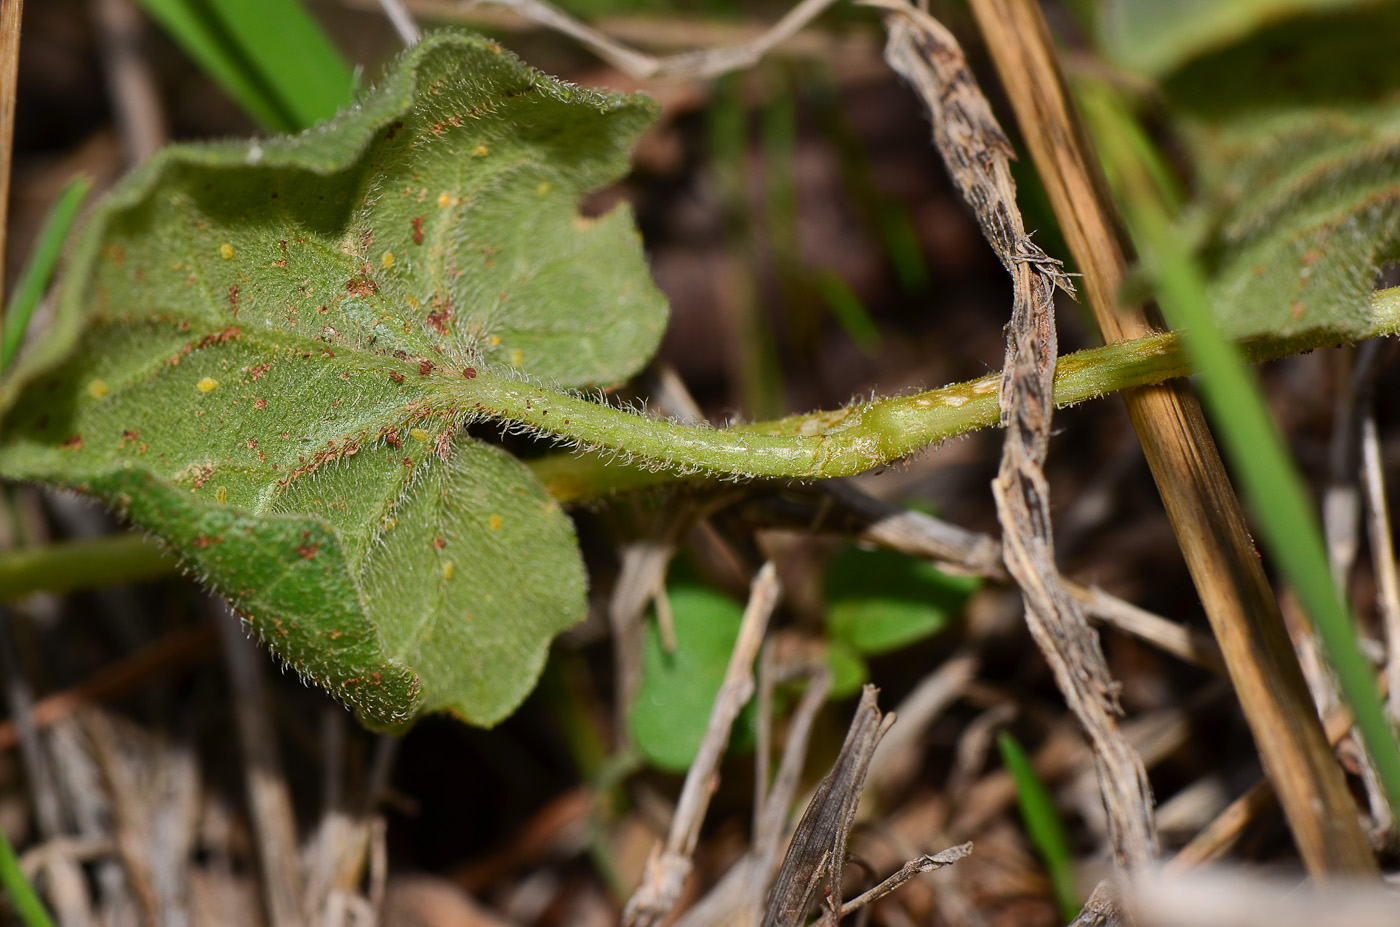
0,30,668,728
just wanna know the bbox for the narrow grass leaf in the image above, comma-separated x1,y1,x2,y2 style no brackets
133,0,295,131
998,731,1079,924
203,0,354,129
2,174,91,370
1109,124,1400,820
0,823,56,927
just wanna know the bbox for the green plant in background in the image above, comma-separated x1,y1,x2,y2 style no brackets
1,0,1399,789
630,581,756,771
1093,0,1400,826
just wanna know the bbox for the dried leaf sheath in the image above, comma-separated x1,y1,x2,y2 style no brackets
880,5,1159,870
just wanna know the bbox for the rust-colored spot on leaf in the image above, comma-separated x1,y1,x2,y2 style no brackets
298,543,318,559
247,362,271,380
432,537,446,549
346,271,378,298
402,457,414,467
254,398,267,409
228,284,239,312
462,367,476,379
418,360,434,376
411,216,425,245
61,434,83,450
389,371,405,384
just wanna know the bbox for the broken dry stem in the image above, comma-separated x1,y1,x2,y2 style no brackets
965,0,1378,876
879,2,1157,870
622,562,780,927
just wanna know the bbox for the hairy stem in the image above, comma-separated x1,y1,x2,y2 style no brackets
496,287,1400,501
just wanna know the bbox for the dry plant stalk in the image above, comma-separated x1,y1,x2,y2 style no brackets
0,0,21,308
759,685,972,927
964,0,1375,875
622,561,782,927
878,3,1158,871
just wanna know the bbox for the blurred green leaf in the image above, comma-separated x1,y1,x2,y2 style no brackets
2,174,91,371
1153,6,1400,341
134,0,352,132
631,584,756,772
825,545,979,656
1097,0,1373,78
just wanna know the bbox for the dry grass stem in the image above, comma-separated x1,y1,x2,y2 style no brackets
742,485,1226,673
0,622,219,752
836,841,973,918
88,0,168,165
218,603,309,927
622,561,781,927
878,2,1157,872
0,0,22,308
759,685,895,927
965,0,1376,876
1131,868,1400,927
450,0,845,80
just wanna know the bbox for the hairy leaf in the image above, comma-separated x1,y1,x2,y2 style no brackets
1160,6,1400,340
0,30,668,727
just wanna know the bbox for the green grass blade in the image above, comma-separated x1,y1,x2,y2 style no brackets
0,823,56,927
812,269,882,352
2,174,91,371
204,0,353,129
998,732,1079,923
1105,111,1400,821
132,0,296,131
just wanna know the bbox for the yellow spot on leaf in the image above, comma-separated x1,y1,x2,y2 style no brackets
87,379,108,398
216,486,228,504
382,252,395,268
535,182,551,196
197,377,218,392
443,562,455,580
509,349,524,366
410,428,430,441
219,243,234,259
472,144,488,156
488,335,500,346
489,514,503,531
437,192,452,208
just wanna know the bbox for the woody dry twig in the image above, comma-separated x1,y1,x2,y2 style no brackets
876,2,1158,873
622,561,781,927
963,0,1375,875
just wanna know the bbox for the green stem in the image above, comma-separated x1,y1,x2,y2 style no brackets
0,534,177,601
511,288,1400,501
3,297,1399,600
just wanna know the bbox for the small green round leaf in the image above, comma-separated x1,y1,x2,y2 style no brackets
630,584,756,773
825,546,980,656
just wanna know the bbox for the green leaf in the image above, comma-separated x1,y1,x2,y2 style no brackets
1157,6,1400,341
3,173,92,370
630,584,755,772
824,546,979,656
998,732,1079,923
0,30,667,728
1097,0,1373,79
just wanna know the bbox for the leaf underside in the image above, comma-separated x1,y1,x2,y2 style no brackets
1162,6,1400,341
0,30,668,728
